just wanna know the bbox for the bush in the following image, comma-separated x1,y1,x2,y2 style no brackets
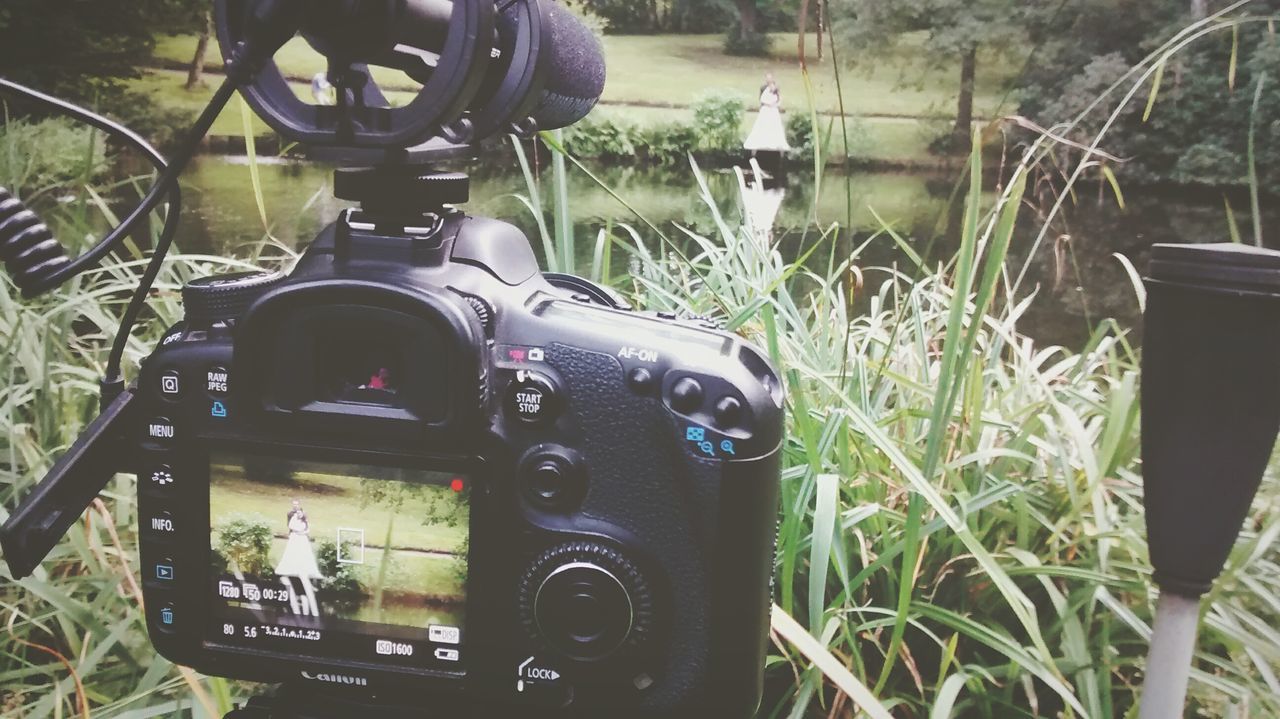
786,111,874,163
691,93,745,155
564,116,637,158
215,515,275,576
636,122,699,164
1174,143,1247,186
0,117,107,193
723,21,773,57
316,539,364,596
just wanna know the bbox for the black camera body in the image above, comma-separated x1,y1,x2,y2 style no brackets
0,2,785,715
128,171,784,717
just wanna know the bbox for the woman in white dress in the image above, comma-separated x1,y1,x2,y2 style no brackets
744,73,791,153
276,500,323,616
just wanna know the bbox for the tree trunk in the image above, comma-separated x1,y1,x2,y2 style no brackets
185,11,213,90
953,46,977,152
1191,0,1209,19
797,0,809,67
817,0,825,61
735,0,758,36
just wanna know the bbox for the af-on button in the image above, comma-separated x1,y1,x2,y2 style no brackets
506,371,560,425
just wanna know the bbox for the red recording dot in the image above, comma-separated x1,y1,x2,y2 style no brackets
450,478,465,493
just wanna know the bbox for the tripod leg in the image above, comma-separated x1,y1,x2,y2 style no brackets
1138,591,1201,719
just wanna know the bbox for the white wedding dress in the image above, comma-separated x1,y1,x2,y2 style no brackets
744,86,791,152
275,515,323,579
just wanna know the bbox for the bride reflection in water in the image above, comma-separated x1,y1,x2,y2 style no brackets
276,499,323,617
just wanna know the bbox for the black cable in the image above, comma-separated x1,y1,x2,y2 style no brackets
102,78,240,398
0,78,182,296
0,77,239,403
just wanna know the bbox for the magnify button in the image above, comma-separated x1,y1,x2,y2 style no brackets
720,439,736,455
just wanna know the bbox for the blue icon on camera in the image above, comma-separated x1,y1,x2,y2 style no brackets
160,607,174,625
698,441,716,456
211,401,228,419
720,440,736,455
685,426,705,442
155,564,174,581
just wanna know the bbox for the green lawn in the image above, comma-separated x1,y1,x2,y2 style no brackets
209,464,468,555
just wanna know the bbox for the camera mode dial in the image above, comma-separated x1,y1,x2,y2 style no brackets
183,271,285,326
520,542,654,663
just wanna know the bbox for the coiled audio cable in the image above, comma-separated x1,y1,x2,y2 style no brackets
0,78,182,299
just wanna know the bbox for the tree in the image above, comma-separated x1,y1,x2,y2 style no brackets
0,0,163,103
833,0,1031,152
1020,1,1280,192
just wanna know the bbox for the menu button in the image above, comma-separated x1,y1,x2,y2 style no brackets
146,417,176,443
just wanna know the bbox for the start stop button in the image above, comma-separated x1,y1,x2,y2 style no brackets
506,371,560,425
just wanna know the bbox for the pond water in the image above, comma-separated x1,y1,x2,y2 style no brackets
172,153,1275,349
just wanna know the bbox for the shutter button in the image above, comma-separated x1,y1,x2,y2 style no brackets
506,371,560,425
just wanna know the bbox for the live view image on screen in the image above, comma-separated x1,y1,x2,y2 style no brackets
207,450,470,668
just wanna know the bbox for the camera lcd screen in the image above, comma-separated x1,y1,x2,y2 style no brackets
206,451,470,671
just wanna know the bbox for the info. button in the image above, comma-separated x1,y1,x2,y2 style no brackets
144,509,177,538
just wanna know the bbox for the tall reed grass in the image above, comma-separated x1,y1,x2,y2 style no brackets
2,5,1278,718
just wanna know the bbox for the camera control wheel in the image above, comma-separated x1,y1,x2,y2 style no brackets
520,542,653,663
183,272,285,326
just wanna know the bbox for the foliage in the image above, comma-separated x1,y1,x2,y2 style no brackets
613,150,1280,717
564,99,749,164
833,0,1031,149
1020,2,1280,191
786,110,874,161
0,117,108,194
638,122,703,164
566,0,736,34
691,92,747,153
316,539,365,596
724,19,776,57
215,515,275,577
563,116,639,158
0,0,158,102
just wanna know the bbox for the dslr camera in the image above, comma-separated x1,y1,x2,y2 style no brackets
0,1,784,717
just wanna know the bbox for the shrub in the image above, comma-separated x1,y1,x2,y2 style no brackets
786,111,873,163
215,515,275,576
691,93,745,155
0,116,107,193
316,539,364,596
723,21,773,57
1174,143,1247,186
636,122,699,164
563,116,637,158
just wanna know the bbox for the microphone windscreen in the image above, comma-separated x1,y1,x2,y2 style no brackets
529,3,605,130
